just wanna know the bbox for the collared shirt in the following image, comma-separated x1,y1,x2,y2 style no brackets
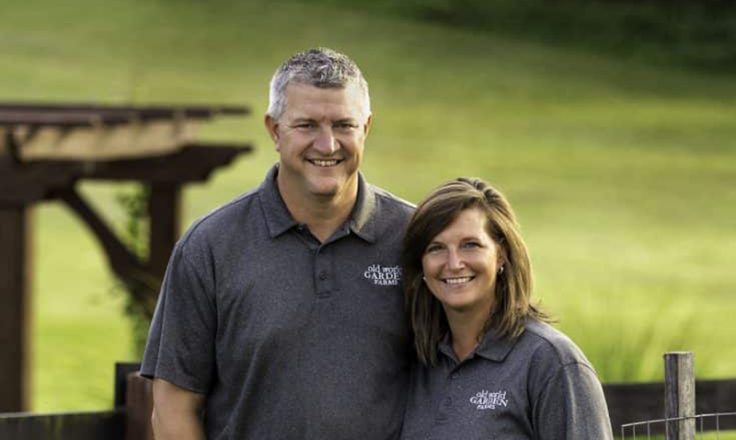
401,319,613,440
142,164,415,440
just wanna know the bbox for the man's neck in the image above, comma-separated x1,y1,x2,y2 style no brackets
277,178,358,243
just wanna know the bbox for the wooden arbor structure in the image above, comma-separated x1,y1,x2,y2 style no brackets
0,102,253,412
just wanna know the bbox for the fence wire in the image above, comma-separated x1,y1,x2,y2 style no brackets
621,412,736,439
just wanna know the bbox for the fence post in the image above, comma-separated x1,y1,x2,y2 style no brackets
125,372,154,440
664,352,695,440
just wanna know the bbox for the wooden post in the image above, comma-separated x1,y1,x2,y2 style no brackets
664,352,695,440
147,182,181,278
0,205,32,412
124,373,154,440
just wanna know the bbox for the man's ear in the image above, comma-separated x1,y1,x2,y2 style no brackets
363,114,373,137
264,114,280,150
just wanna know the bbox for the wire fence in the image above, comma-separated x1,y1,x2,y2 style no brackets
621,412,736,439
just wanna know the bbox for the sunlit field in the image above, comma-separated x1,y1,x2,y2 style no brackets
1,0,734,416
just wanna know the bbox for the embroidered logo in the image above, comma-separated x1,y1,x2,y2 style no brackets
470,390,508,410
363,264,402,286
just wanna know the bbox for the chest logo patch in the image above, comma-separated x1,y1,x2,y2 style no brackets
363,264,401,286
470,390,508,410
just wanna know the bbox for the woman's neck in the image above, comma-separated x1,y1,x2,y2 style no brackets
445,308,489,362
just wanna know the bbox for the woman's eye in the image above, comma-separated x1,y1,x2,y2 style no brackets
462,241,480,249
425,245,442,254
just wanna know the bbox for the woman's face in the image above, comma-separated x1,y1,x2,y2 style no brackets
421,208,501,315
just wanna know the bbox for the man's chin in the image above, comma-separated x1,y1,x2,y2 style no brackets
308,186,340,198
306,179,352,199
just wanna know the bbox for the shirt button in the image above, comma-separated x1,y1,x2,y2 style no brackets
442,397,452,406
318,270,328,280
450,373,458,380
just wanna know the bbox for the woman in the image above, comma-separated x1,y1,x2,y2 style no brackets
400,178,613,439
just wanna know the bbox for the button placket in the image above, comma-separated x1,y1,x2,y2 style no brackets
314,247,333,298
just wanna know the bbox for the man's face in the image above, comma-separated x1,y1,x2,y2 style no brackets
266,82,372,201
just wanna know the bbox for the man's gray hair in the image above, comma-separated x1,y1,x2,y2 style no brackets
267,47,370,121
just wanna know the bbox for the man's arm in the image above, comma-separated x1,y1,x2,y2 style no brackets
151,378,207,440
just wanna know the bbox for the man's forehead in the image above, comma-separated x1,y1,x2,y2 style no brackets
284,81,363,98
282,82,369,118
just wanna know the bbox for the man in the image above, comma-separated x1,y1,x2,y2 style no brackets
141,48,414,440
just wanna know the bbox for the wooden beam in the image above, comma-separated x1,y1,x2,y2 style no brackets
114,363,143,409
0,112,106,128
0,144,252,205
0,206,32,412
58,188,159,317
0,156,82,206
147,183,181,278
0,102,250,119
125,374,154,440
0,411,124,440
78,144,253,182
17,121,198,161
57,188,144,284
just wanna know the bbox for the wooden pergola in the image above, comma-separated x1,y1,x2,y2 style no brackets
0,102,253,412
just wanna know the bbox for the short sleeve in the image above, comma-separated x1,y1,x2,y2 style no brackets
140,240,217,394
533,362,614,440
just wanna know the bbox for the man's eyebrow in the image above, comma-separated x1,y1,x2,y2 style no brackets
289,117,315,123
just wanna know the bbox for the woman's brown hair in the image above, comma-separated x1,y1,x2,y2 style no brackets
401,177,550,366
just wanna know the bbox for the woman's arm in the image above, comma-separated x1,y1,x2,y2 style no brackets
533,362,613,440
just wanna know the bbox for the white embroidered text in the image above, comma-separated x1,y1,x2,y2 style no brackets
470,390,508,410
363,264,401,286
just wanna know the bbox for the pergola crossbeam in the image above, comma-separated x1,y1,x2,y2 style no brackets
0,102,250,121
0,101,253,412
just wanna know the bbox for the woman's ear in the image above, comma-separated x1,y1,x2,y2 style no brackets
495,243,507,273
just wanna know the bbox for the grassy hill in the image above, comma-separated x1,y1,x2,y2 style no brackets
1,0,735,411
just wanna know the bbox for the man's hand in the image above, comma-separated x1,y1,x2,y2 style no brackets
151,378,207,440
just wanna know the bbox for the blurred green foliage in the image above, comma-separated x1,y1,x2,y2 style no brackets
316,0,736,72
0,0,734,412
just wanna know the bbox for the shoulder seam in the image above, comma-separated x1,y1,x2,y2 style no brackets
179,189,260,251
523,324,593,371
372,186,416,210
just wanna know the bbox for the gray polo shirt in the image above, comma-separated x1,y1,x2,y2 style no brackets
401,319,613,440
141,165,415,440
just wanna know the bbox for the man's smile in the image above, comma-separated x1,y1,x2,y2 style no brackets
308,159,342,167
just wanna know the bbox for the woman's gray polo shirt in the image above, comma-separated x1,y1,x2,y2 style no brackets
401,319,613,440
141,165,415,440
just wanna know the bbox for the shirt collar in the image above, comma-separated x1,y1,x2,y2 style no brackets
437,325,521,364
473,326,520,362
347,173,377,243
258,164,298,238
257,164,377,243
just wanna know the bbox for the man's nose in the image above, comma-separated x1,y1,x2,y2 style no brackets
313,126,339,155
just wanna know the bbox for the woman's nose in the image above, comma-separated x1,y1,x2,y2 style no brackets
446,249,465,270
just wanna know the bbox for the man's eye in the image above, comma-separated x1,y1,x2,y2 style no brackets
335,122,357,130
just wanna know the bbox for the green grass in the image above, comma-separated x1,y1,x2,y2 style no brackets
620,432,736,440
318,0,736,73
1,0,735,415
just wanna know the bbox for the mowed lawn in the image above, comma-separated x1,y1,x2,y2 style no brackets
1,0,734,411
